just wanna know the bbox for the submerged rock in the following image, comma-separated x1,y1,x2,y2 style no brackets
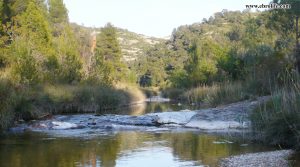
145,96,170,102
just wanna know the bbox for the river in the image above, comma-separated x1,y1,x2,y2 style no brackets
0,100,294,167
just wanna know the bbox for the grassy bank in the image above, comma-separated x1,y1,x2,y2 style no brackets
251,75,300,149
0,80,145,131
162,79,270,107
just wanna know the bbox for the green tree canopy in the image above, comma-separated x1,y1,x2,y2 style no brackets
93,23,127,85
48,0,68,24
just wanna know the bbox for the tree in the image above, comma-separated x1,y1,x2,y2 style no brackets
48,0,68,24
11,37,41,84
16,2,52,49
184,41,218,86
53,26,83,83
48,0,69,36
0,0,13,46
97,23,122,62
93,23,126,84
11,1,53,84
273,0,300,72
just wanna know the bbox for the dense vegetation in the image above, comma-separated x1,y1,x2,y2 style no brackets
0,0,300,150
0,0,145,130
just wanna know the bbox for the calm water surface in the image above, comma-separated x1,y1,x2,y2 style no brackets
0,131,276,167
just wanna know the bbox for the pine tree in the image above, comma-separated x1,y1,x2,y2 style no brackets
93,23,126,84
48,0,68,24
48,0,68,36
11,1,53,84
16,1,52,48
97,23,122,62
54,26,83,84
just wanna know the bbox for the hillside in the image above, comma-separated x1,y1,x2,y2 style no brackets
71,23,165,66
117,28,166,62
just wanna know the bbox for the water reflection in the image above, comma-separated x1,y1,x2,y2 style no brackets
113,102,198,116
0,131,274,167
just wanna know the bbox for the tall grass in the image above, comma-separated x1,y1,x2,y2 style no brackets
163,81,251,107
0,79,16,130
251,72,300,149
39,84,145,114
184,82,249,107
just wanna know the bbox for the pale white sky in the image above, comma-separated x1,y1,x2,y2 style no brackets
63,0,271,37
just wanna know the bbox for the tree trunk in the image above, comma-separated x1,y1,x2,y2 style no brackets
295,16,300,73
296,16,299,47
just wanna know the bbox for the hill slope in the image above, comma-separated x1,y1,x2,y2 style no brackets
71,23,166,65
117,28,166,62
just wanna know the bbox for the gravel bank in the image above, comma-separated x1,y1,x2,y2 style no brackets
219,150,294,167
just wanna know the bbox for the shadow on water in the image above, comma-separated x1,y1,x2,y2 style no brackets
0,131,276,167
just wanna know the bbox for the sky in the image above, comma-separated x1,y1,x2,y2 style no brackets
63,0,271,38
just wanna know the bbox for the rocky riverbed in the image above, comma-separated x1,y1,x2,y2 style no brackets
10,96,270,134
219,150,294,167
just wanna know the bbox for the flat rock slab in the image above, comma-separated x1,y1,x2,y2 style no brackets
219,150,294,167
185,96,270,130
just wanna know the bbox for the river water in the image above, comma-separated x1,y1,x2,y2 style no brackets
0,101,285,167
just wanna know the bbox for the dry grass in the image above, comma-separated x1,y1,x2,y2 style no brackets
183,82,249,107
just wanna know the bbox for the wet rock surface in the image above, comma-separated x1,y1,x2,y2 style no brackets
219,150,294,167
